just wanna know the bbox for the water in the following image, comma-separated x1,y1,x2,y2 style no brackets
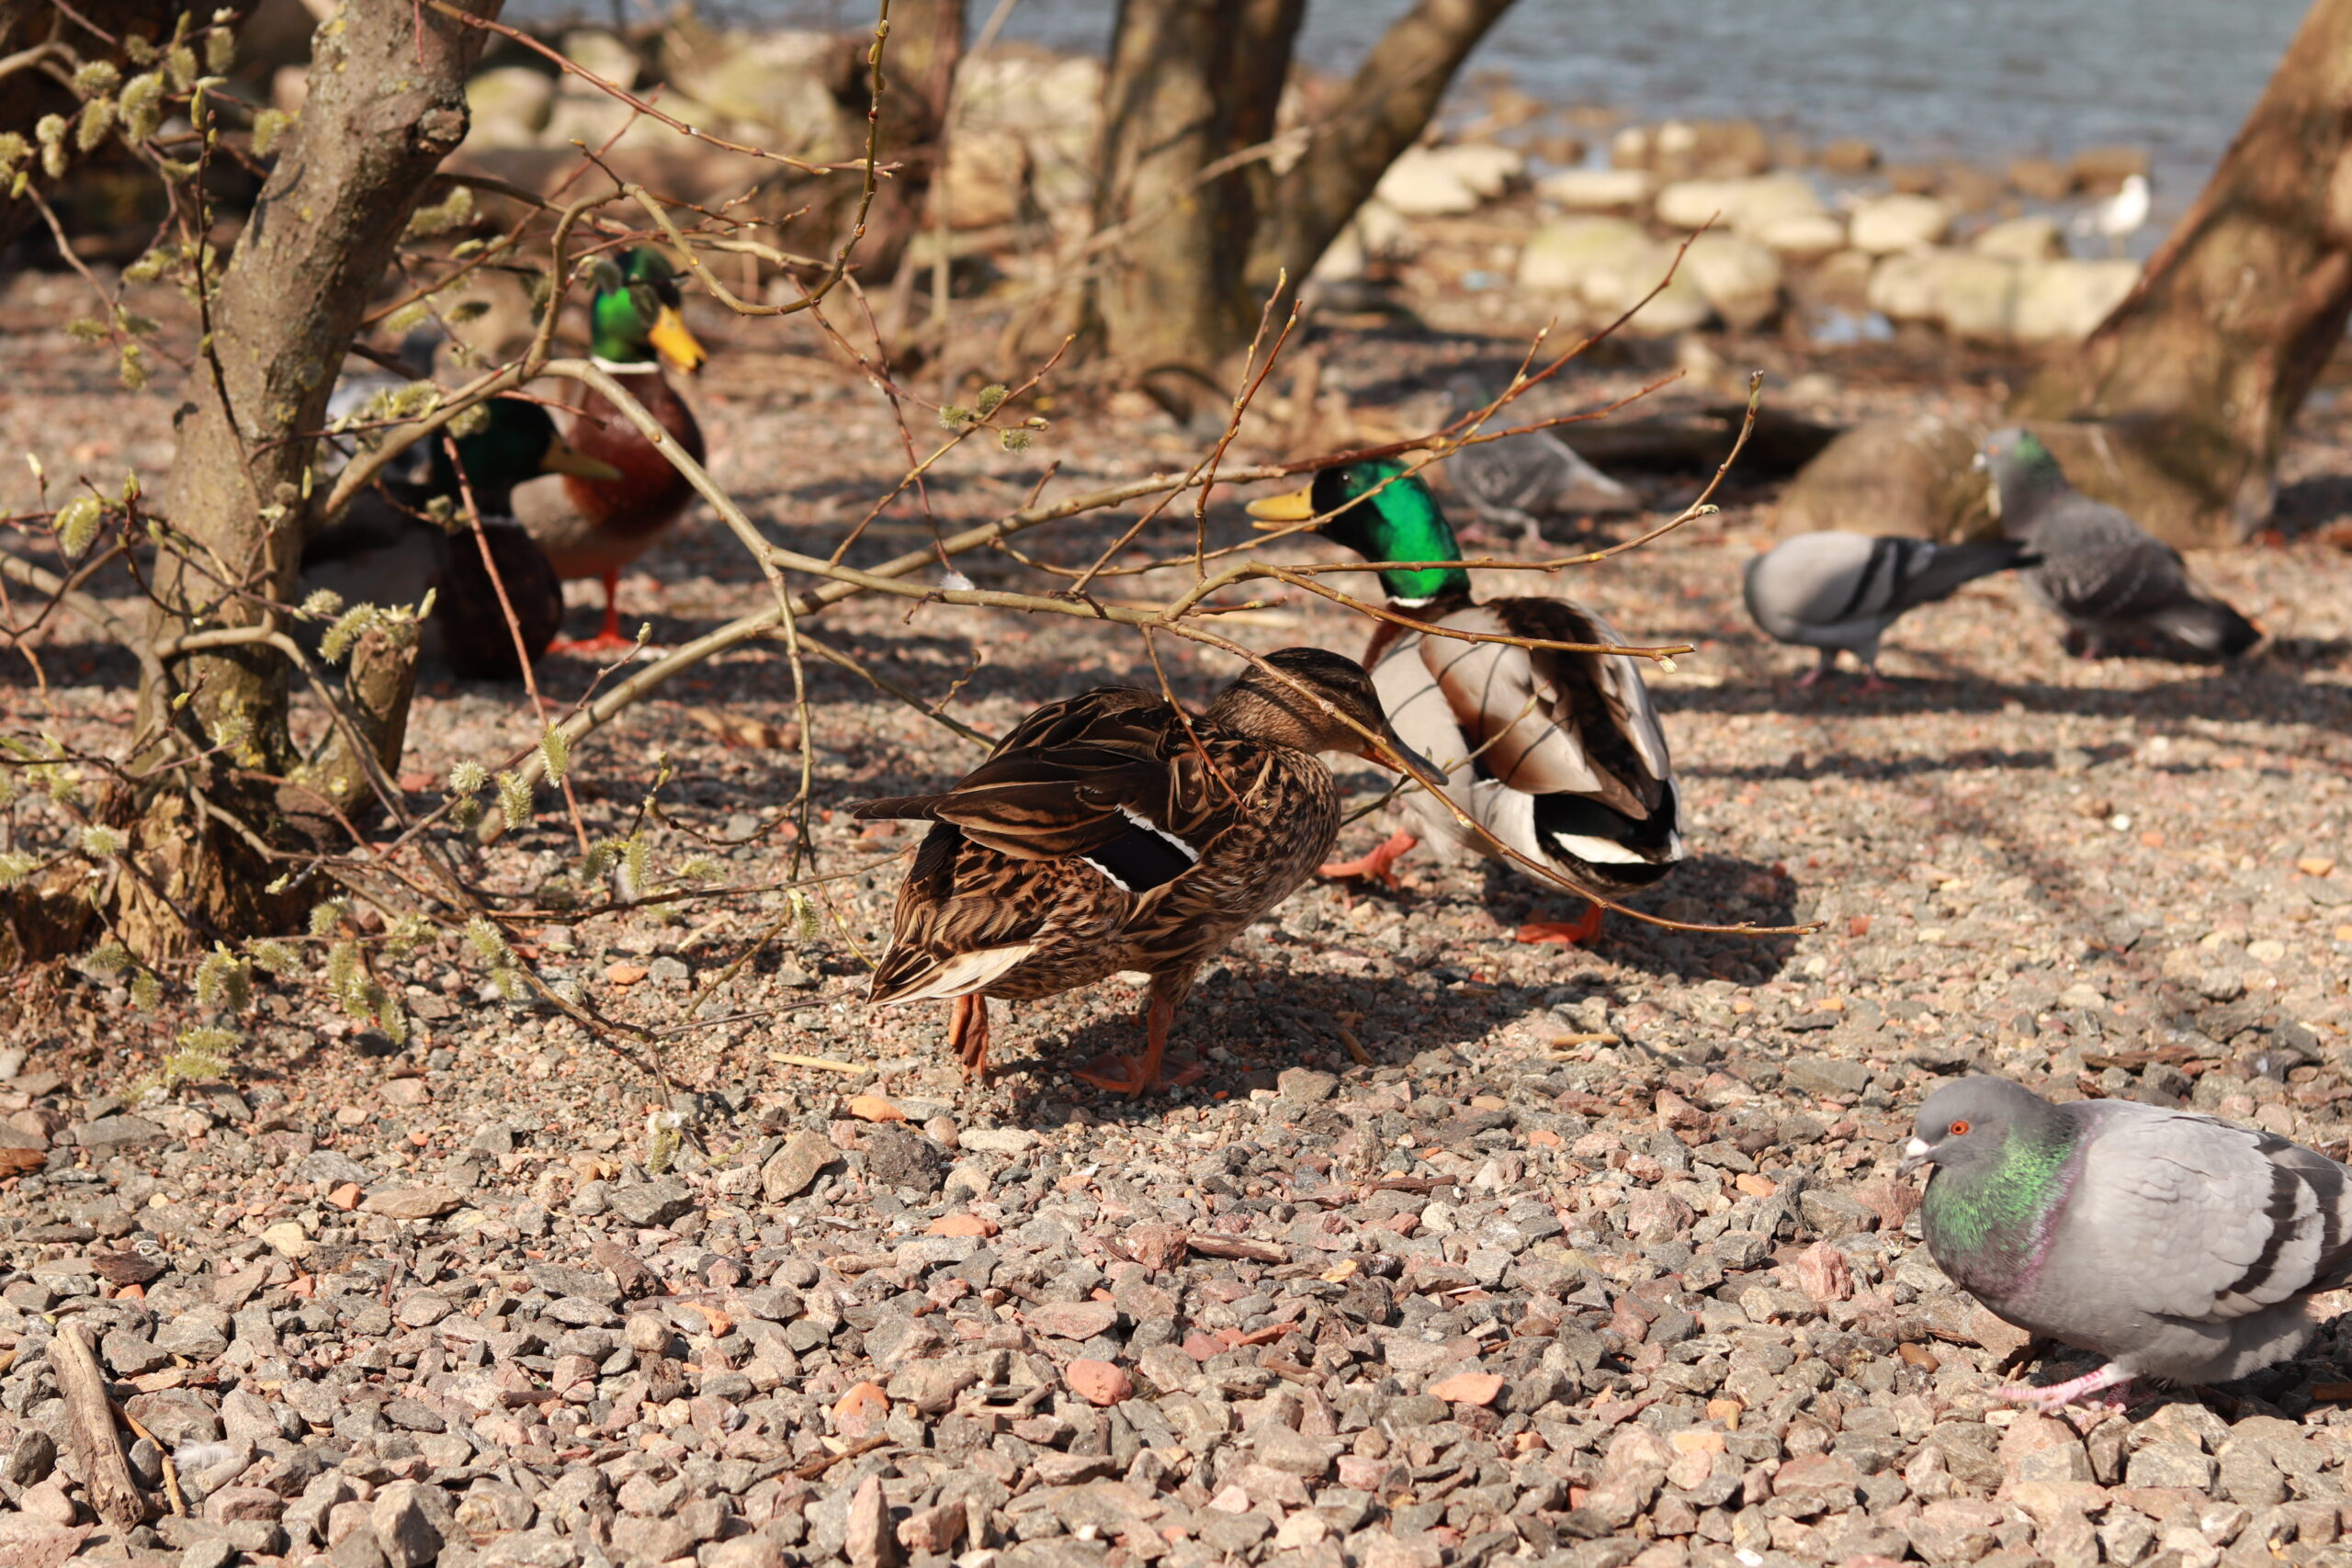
530,0,2309,210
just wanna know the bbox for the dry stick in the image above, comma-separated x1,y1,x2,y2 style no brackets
51,1321,153,1529
445,435,593,853
111,1401,184,1516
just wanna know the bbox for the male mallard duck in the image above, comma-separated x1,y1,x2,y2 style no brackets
514,247,708,653
303,397,616,680
855,648,1434,1095
1249,458,1683,945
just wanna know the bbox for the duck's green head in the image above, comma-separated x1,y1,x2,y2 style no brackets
1247,458,1471,607
585,247,707,372
428,397,619,512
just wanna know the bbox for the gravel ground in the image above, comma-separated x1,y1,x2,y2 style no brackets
5,261,2352,1568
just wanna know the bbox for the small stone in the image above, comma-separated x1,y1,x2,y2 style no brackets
371,1480,448,1568
834,1381,890,1443
760,1132,834,1201
1125,1223,1190,1270
1277,1068,1338,1103
846,1474,899,1568
889,1360,979,1414
3,1427,57,1485
608,1176,694,1227
1254,1425,1339,1479
1066,1359,1133,1406
899,1501,967,1556
1032,1452,1117,1485
611,1516,696,1561
1028,1300,1118,1340
394,1290,453,1327
359,1186,463,1221
261,1221,314,1258
1786,1239,1853,1303
2125,1443,2217,1491
20,1476,79,1525
1428,1371,1505,1406
956,1126,1037,1155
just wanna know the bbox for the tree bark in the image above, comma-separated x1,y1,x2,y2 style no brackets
124,0,499,954
1245,0,1517,300
2007,0,2352,545
1086,0,1306,413
859,0,965,285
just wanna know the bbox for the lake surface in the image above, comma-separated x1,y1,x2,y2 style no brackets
528,0,2309,210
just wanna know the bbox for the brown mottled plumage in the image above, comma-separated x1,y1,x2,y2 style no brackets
856,649,1433,1094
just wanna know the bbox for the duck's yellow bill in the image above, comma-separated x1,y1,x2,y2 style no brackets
541,435,623,482
649,305,707,374
1247,485,1317,527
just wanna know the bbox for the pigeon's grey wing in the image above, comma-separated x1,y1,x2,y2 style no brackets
2026,496,2194,622
2066,1104,2352,1322
1878,538,2035,615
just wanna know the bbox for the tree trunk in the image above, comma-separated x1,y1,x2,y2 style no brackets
1086,0,1306,414
122,0,499,955
2007,0,2352,545
1245,0,1517,299
859,0,965,286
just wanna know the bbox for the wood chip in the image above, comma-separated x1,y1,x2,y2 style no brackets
846,1094,907,1123
776,1054,863,1074
50,1323,152,1529
685,706,798,750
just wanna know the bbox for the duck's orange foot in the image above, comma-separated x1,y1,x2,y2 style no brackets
548,630,646,657
1317,829,1419,890
1072,1053,1206,1097
1516,904,1605,946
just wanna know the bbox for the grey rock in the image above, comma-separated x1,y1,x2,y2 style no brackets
607,1176,695,1228
865,1126,944,1192
3,1426,56,1484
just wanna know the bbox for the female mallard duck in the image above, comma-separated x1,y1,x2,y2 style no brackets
303,398,616,680
855,648,1433,1095
514,246,708,653
1249,458,1684,945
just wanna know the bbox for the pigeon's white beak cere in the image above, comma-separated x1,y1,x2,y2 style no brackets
1897,1136,1934,1177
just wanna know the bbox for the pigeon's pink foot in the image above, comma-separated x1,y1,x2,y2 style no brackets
1996,1361,2137,1415
1792,666,1826,689
1318,829,1419,891
1858,670,1894,694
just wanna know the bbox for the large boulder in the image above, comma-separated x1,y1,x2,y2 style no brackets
1517,216,1708,334
1933,254,2025,343
1864,250,1955,323
1755,211,1846,259
663,28,864,158
1971,215,2067,263
1849,192,1953,254
1535,167,1655,212
2014,259,2139,344
1376,146,1481,216
1654,172,1824,234
1682,231,1783,331
1774,414,1995,542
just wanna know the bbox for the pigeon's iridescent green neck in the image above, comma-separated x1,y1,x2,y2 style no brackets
1924,1121,2077,1282
1311,460,1473,607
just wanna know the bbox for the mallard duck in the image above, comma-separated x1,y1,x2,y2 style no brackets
513,246,708,653
1744,530,2036,690
303,398,616,680
855,648,1434,1095
1249,458,1684,945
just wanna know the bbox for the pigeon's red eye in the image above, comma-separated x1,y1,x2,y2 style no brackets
1949,1120,1971,1136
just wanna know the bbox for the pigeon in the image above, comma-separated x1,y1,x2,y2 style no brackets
1442,375,1638,547
1978,427,2261,659
1743,530,2036,689
1900,1076,2352,1411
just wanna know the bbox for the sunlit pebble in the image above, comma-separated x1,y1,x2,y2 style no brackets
2109,814,2132,831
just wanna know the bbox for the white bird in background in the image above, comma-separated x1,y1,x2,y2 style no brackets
2071,172,2150,256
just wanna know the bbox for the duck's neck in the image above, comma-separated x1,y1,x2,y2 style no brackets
1351,512,1472,608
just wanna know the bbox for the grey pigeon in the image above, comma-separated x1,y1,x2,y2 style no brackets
1979,427,2260,659
1743,530,2034,689
1444,376,1637,547
1901,1076,2352,1410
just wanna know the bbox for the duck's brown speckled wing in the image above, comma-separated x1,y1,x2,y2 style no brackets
856,687,1289,1007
